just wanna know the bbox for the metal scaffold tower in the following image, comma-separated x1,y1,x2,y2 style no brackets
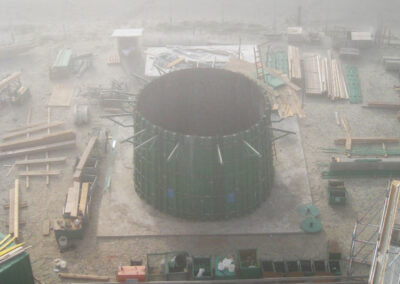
348,180,400,284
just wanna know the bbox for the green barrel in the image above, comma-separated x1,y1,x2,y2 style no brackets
134,68,274,220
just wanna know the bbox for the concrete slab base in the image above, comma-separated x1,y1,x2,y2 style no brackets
97,115,312,237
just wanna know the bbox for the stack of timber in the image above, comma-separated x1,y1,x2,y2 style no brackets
73,136,97,181
303,53,328,95
287,46,302,83
224,57,305,118
382,56,400,72
0,122,75,161
64,182,80,218
62,181,90,218
303,51,349,100
328,58,349,100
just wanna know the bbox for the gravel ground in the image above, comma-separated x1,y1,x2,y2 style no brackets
0,1,400,283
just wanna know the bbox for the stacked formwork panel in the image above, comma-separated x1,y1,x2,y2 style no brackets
133,68,274,220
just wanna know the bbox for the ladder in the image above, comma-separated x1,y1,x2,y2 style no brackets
253,46,266,83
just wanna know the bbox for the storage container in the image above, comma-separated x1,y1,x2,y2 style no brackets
238,249,262,279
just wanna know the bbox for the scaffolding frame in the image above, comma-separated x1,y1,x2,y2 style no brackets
348,180,400,284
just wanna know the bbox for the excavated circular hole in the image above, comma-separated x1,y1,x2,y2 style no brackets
137,68,266,136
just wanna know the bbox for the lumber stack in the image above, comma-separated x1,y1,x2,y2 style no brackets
303,53,327,95
64,182,81,218
328,58,349,100
303,51,349,100
0,122,75,161
73,136,97,181
287,45,302,82
63,181,90,218
224,57,305,119
0,130,75,151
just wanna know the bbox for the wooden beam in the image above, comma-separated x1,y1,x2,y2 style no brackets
46,107,51,186
2,121,64,141
0,130,76,151
14,157,67,166
363,102,400,110
335,138,400,145
25,108,31,189
58,273,109,281
64,182,80,218
13,180,19,239
0,140,75,160
8,189,14,236
341,118,352,152
79,183,89,216
166,57,185,68
17,170,61,176
73,137,97,181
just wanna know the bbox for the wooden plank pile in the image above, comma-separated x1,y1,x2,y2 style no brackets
8,180,19,239
328,53,349,100
287,45,302,82
64,182,81,218
1,121,75,185
73,136,97,181
303,53,327,95
224,57,305,119
303,51,349,100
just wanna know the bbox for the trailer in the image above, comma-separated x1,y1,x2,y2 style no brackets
53,137,99,250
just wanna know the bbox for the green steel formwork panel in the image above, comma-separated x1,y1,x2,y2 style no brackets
266,51,289,75
265,51,287,89
53,49,73,68
345,66,362,104
133,112,273,220
0,233,34,284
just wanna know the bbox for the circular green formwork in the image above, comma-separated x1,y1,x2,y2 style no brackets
301,217,322,233
298,204,320,217
133,68,274,221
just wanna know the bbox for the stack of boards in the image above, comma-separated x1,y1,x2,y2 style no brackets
64,181,89,218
